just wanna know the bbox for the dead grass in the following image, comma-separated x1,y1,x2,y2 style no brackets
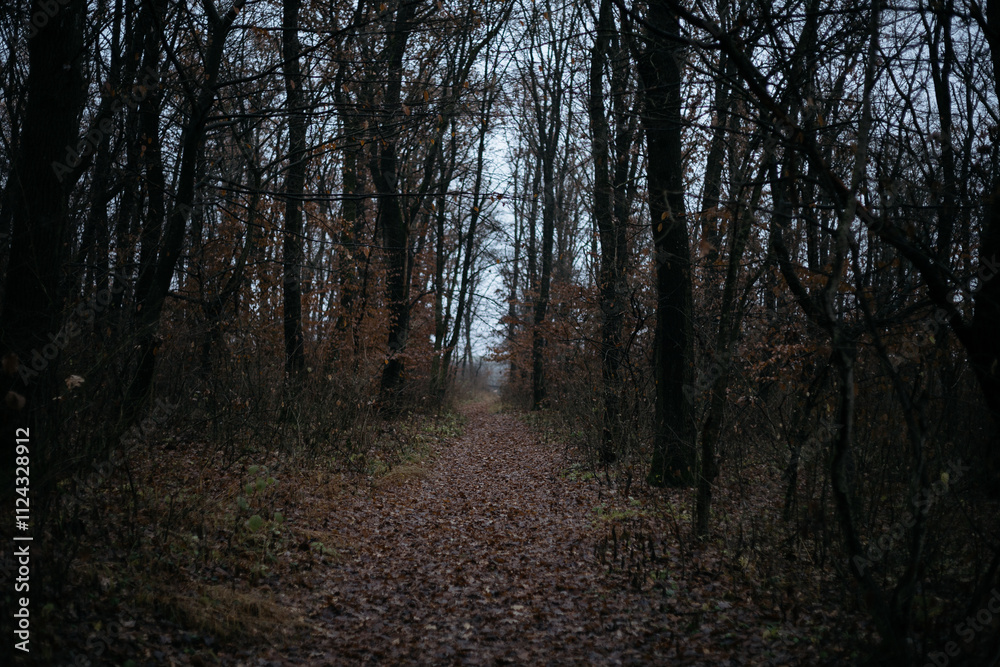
372,463,431,489
140,583,309,643
50,405,470,662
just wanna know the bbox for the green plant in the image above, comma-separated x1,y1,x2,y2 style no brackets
231,464,286,579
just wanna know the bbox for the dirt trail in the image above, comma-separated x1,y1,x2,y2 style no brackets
261,401,686,665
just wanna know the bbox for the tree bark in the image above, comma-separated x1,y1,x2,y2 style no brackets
371,0,420,400
125,0,247,416
695,161,758,536
437,85,493,402
638,0,696,486
589,0,630,463
526,9,565,410
0,0,86,492
282,0,307,377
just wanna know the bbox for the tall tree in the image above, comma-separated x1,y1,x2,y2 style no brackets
521,0,569,410
371,0,420,399
282,0,307,377
588,0,637,462
1,0,87,490
637,1,696,486
431,17,507,402
124,0,247,415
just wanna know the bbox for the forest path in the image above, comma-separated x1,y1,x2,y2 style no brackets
274,400,687,665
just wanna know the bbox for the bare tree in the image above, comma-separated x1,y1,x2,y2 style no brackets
635,1,696,486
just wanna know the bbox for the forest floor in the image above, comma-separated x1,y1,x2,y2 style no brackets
49,397,860,666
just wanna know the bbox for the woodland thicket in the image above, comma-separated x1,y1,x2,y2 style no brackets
2,0,999,664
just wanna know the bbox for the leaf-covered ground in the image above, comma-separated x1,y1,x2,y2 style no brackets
212,401,847,666
51,399,860,665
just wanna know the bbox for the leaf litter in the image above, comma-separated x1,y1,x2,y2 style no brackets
227,401,850,665
59,400,858,665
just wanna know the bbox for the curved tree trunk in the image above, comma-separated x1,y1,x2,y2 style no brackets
125,0,247,417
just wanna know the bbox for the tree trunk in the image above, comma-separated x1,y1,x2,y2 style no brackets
588,0,628,463
0,0,86,494
966,0,1000,478
430,136,454,403
371,0,419,400
506,161,522,380
529,84,562,408
531,159,557,410
125,0,247,416
282,0,307,377
695,169,756,536
336,112,364,346
638,1,696,486
437,90,492,402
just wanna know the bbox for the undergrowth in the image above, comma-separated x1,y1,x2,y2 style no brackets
25,395,467,665
510,398,869,666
